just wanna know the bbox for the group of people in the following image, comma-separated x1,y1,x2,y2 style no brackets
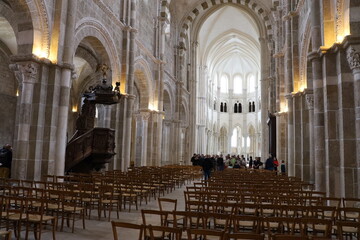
191,153,286,180
264,154,286,174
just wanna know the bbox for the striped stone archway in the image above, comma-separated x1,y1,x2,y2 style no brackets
178,0,275,50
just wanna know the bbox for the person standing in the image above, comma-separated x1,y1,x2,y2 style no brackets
264,154,274,171
0,144,12,178
281,160,286,175
273,157,279,173
201,155,214,180
216,155,224,171
249,156,253,168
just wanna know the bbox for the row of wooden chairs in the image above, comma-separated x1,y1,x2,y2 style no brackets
140,209,360,239
111,220,349,240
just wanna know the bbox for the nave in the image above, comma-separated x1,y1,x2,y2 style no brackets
1,167,360,239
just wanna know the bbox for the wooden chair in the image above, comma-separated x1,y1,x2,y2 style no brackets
142,209,170,239
111,221,143,240
60,191,86,232
224,232,265,240
336,220,360,240
172,211,204,230
0,230,11,240
300,218,332,238
78,182,100,220
4,196,26,240
342,198,360,208
186,228,224,240
24,197,57,240
231,215,260,233
98,185,121,221
158,198,184,226
148,225,182,240
121,184,139,212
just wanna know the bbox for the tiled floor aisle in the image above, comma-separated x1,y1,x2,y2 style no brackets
39,182,191,240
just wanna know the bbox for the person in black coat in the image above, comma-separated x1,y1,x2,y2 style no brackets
216,155,224,171
0,144,12,178
249,156,253,168
202,155,214,180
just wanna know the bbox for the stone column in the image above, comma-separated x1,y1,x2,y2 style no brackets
259,36,270,161
134,110,150,166
152,112,163,166
346,44,360,197
334,45,355,198
196,65,207,154
55,64,73,176
323,49,340,197
10,62,39,179
276,112,287,165
293,93,302,178
54,0,77,176
123,0,137,171
300,92,310,182
284,0,294,176
309,0,326,192
305,92,315,184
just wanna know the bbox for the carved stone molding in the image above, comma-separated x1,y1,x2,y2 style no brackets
305,94,314,110
347,46,360,71
9,62,39,84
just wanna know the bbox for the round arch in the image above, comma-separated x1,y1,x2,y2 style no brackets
133,57,154,110
179,1,274,50
74,18,121,89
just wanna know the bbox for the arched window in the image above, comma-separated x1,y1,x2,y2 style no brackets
238,103,242,113
252,101,255,112
231,128,237,147
220,102,224,112
249,102,252,112
233,75,242,94
248,74,256,93
224,102,227,112
220,75,228,93
234,103,238,113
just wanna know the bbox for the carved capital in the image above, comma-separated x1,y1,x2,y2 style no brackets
305,94,314,110
9,62,39,84
347,46,360,71
135,110,151,122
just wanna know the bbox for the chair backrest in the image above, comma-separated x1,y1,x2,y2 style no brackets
186,228,224,240
224,232,265,240
342,198,360,208
0,230,11,240
141,209,169,226
111,221,143,240
338,207,360,222
231,214,260,233
172,211,204,229
336,220,360,238
158,198,177,212
300,218,332,238
147,225,182,240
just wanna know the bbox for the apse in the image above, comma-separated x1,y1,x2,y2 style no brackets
195,5,261,157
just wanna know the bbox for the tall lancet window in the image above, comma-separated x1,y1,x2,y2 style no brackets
233,75,242,94
220,75,228,93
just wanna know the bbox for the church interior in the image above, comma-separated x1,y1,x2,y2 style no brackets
0,0,360,239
